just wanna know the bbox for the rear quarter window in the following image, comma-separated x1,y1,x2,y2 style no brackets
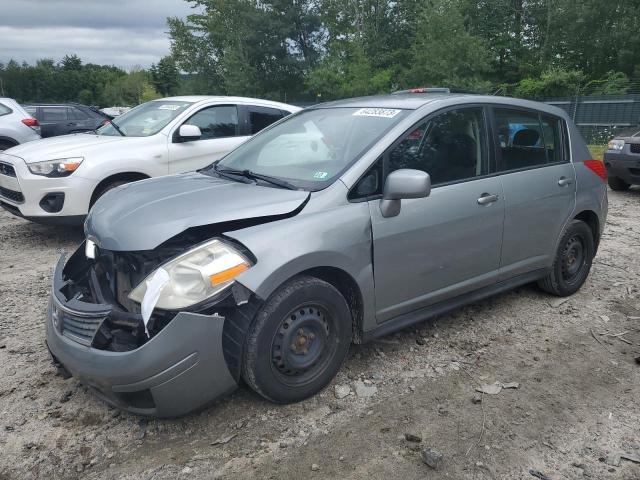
0,103,12,116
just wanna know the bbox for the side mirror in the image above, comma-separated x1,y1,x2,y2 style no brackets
379,169,431,218
177,124,202,142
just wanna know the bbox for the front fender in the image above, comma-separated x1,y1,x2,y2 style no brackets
227,201,377,332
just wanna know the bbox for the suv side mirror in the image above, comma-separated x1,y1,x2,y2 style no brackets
177,124,202,142
379,169,431,218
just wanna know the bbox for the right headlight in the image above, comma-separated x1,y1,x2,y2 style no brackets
128,239,252,310
607,139,625,151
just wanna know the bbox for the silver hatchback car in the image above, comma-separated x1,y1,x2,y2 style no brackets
46,93,607,416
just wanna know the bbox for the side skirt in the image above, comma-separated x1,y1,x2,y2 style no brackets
362,269,548,343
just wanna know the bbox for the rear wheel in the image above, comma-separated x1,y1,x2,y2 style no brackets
242,276,352,403
538,220,594,297
608,176,630,191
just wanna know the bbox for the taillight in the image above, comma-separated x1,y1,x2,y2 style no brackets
583,159,607,181
22,118,39,128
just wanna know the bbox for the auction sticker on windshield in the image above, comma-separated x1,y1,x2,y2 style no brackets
353,108,401,118
158,104,182,111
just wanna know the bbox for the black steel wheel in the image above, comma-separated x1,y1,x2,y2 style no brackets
538,220,595,296
242,276,352,403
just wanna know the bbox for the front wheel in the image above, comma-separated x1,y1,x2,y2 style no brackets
538,220,595,297
242,276,352,403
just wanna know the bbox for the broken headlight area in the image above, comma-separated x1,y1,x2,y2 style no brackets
56,237,252,353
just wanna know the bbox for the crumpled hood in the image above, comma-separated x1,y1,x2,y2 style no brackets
6,133,133,162
85,172,310,251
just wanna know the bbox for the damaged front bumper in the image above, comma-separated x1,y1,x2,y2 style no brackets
45,254,239,417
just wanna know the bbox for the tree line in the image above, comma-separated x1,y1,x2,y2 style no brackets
0,54,180,106
168,0,640,101
2,0,639,105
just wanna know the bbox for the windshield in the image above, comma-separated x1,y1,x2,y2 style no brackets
97,100,192,137
211,107,409,190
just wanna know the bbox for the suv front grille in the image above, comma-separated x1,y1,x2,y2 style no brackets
629,143,640,154
0,162,16,177
0,186,24,203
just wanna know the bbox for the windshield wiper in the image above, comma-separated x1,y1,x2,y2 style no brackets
108,120,126,137
214,165,297,190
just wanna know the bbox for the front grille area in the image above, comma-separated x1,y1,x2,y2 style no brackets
0,162,16,177
54,307,107,346
0,186,24,203
630,143,640,154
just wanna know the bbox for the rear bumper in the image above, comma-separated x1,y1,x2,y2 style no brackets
603,152,640,185
46,256,238,417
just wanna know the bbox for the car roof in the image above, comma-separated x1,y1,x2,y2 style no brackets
157,95,301,111
312,93,568,118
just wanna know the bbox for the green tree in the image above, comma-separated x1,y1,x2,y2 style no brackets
403,0,492,92
150,56,180,96
514,68,585,98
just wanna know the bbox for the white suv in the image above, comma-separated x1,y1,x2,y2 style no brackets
0,98,41,150
0,96,300,225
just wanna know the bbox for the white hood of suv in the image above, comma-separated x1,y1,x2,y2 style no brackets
6,134,136,163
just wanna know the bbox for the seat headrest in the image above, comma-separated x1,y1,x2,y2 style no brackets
447,134,477,167
513,129,540,147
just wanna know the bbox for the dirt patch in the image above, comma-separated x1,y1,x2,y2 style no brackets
1,188,639,480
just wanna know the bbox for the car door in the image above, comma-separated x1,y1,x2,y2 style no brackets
168,104,247,173
40,106,70,137
68,107,94,132
491,107,576,279
366,106,505,323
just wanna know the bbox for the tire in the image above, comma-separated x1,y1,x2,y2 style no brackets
608,176,630,191
89,180,131,208
0,140,16,151
242,276,352,403
538,220,595,297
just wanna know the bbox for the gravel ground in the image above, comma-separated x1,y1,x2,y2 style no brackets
1,188,639,480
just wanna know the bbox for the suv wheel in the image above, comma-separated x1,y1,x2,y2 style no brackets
608,176,630,191
0,140,16,151
242,276,352,403
538,220,595,297
90,180,130,208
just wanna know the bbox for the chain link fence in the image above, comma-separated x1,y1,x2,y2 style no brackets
541,94,640,144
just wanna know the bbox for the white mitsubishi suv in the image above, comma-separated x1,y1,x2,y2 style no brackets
0,96,300,225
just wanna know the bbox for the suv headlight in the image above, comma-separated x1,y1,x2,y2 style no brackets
128,239,251,310
607,139,625,151
27,157,83,177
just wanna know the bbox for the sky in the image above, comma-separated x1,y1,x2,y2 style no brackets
0,0,198,69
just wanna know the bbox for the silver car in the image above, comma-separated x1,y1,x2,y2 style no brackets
46,93,608,417
0,98,41,150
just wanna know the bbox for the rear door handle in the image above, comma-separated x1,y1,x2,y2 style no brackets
477,193,499,205
558,177,573,187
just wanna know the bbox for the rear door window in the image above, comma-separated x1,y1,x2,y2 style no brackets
248,106,284,134
386,107,489,186
184,105,239,140
494,108,566,171
42,107,68,122
69,107,89,120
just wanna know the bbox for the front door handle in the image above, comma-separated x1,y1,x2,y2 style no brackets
558,176,573,187
477,193,499,205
